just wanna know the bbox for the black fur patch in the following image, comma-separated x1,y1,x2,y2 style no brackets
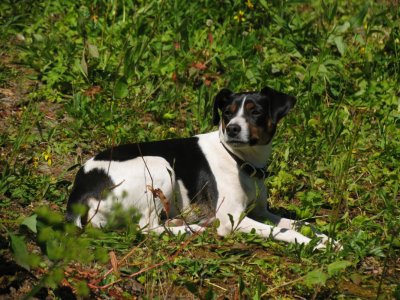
93,137,218,205
66,168,114,224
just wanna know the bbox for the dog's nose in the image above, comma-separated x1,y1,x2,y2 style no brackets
226,124,241,137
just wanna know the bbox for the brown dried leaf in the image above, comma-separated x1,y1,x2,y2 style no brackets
109,251,119,277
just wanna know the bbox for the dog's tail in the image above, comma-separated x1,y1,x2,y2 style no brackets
66,167,114,227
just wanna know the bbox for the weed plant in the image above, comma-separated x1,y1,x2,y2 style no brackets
0,0,399,299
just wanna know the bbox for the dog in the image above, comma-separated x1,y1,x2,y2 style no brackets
66,86,331,249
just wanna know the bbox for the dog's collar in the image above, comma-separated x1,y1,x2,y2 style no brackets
221,142,270,180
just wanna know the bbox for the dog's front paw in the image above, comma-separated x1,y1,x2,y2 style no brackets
313,241,327,251
313,235,342,252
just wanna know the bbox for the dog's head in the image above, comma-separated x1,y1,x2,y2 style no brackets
213,86,296,147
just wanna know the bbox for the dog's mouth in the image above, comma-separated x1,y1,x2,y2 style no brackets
225,139,249,147
226,138,260,147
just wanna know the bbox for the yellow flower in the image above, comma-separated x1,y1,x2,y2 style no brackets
246,0,254,9
234,10,246,23
43,152,52,166
33,156,39,168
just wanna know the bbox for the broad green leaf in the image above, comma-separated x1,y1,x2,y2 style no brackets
162,112,176,120
21,214,37,233
245,69,257,84
88,44,99,58
10,234,30,270
304,269,328,287
300,225,313,237
334,36,346,56
307,118,319,128
80,54,88,77
336,21,350,33
114,78,129,98
284,147,290,161
328,260,352,276
33,33,44,42
9,234,39,270
318,63,328,74
259,0,269,10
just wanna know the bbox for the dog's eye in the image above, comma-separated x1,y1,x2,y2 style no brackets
223,109,233,117
251,109,262,117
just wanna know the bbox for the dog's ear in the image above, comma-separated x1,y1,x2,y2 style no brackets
213,88,233,125
261,86,296,123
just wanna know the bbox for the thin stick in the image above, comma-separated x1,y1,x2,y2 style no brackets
260,275,306,297
206,279,227,291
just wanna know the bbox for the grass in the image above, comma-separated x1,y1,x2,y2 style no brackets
0,0,399,298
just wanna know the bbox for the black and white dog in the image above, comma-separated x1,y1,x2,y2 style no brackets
66,86,330,249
